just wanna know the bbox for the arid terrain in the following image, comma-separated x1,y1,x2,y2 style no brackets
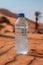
0,8,43,65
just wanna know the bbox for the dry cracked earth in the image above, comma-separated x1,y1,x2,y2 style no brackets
0,32,43,65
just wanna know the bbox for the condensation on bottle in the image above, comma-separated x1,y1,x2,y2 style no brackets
15,13,28,54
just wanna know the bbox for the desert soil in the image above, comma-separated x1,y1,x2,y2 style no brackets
0,33,43,65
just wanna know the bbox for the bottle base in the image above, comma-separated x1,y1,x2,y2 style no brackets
16,51,28,54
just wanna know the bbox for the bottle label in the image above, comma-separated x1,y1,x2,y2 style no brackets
15,27,28,38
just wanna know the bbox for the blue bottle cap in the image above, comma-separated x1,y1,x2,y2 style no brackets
18,13,25,17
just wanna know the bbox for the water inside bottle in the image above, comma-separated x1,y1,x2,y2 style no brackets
15,25,28,54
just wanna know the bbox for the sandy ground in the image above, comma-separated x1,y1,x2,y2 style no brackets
0,12,43,65
0,33,43,65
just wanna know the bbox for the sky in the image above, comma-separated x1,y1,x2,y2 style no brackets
0,0,43,23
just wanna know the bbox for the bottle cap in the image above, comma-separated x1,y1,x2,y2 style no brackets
18,13,25,17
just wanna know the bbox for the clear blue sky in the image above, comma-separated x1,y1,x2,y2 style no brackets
0,0,43,23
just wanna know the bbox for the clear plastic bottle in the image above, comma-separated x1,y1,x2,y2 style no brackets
15,13,28,54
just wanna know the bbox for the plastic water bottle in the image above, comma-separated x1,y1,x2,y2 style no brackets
15,13,28,54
